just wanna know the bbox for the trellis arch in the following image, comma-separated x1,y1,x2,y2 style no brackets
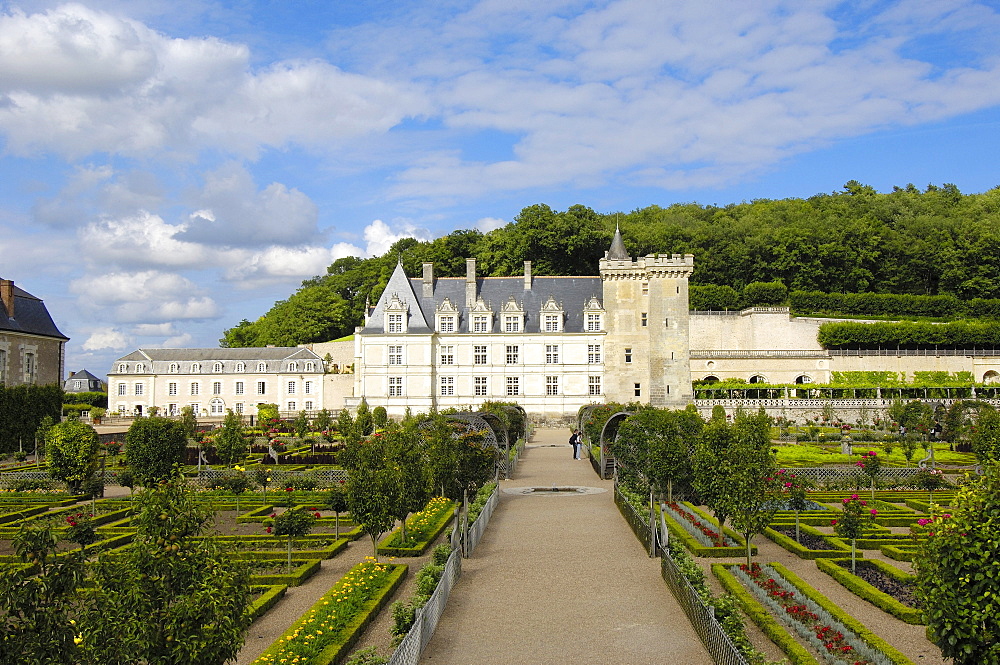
597,411,634,479
578,404,602,434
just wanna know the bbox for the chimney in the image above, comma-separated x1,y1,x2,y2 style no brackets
465,258,477,308
524,261,532,290
422,262,434,298
0,280,13,319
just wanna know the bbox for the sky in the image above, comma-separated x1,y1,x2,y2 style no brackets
4,0,1000,381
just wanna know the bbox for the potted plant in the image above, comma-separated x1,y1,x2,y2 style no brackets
90,407,106,425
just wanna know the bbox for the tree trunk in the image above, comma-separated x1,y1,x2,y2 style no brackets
851,539,857,574
795,511,800,544
286,536,293,573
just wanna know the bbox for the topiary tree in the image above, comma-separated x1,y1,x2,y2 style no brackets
265,506,319,572
355,398,373,436
915,465,1000,664
372,405,388,430
384,426,431,544
46,420,101,494
124,417,188,486
855,449,881,499
327,480,349,539
691,419,739,546
313,409,334,441
831,494,877,573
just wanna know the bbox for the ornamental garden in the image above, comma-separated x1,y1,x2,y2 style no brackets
0,396,997,665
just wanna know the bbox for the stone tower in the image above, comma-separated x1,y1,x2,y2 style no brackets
600,227,694,407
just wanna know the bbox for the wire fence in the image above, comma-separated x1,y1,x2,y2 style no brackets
385,547,463,665
615,484,749,665
464,484,499,556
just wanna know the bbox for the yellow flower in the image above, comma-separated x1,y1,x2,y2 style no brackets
73,635,83,646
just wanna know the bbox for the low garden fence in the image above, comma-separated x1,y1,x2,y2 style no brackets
385,547,463,665
464,484,499,557
615,483,749,665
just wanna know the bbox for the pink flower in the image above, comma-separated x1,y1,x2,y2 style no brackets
917,518,931,526
830,519,838,526
870,509,878,516
784,482,792,488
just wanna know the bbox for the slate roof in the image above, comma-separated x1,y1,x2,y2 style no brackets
362,262,604,334
0,284,68,340
109,347,323,375
64,369,105,392
607,225,631,260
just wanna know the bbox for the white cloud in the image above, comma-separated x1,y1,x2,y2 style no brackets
222,242,364,286
131,322,176,336
79,213,209,268
474,216,506,232
363,219,432,257
81,327,130,351
0,3,426,158
69,269,218,323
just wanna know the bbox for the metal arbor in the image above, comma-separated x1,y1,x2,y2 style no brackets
598,411,634,479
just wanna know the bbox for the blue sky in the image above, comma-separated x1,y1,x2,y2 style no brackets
3,0,1000,380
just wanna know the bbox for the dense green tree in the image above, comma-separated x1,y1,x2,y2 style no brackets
214,410,247,466
46,420,100,493
340,433,397,560
721,411,780,566
125,417,188,486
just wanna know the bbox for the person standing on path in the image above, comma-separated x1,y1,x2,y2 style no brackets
569,429,581,459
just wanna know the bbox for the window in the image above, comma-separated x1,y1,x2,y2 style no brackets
387,313,403,333
388,345,403,365
439,345,454,365
236,362,246,372
210,398,224,415
439,316,455,333
545,344,559,364
75,380,83,390
118,363,126,373
305,401,314,411
117,383,127,396
235,381,244,395
287,361,297,372
505,345,519,364
642,282,649,295
257,362,266,372
256,381,266,395
213,362,223,372
589,376,601,395
504,316,520,333
473,315,489,333
134,383,144,396
305,361,315,371
474,345,487,365
234,402,244,414
641,313,647,326
634,383,641,397
586,313,602,332
213,381,222,395
625,348,632,363
506,376,519,396
287,381,297,394
287,401,296,411
191,403,200,415
168,403,178,415
544,314,559,332
191,363,200,373
588,345,601,364
388,377,403,396
440,376,455,396
546,376,559,395
190,382,199,396
474,376,487,396
134,362,144,373
168,382,178,395
304,381,313,394
168,363,178,373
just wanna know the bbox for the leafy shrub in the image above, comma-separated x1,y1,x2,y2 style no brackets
124,417,188,485
690,284,741,310
9,478,53,492
818,319,1000,349
742,281,787,307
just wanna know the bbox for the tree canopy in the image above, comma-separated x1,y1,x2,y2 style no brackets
221,183,1000,347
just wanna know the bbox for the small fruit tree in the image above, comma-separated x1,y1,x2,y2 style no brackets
831,494,877,573
46,420,101,494
915,465,1000,664
855,449,881,499
266,506,319,572
778,469,811,543
213,410,247,466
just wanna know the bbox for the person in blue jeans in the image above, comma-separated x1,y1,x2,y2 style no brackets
570,430,582,459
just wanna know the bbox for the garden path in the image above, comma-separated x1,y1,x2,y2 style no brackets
419,427,713,665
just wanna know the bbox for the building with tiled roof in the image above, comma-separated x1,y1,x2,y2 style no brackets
0,279,68,388
64,369,106,393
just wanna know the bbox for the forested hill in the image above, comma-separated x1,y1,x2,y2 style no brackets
221,181,1000,348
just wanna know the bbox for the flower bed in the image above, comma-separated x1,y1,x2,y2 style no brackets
378,497,455,557
252,559,406,665
717,561,911,665
248,558,322,586
815,558,922,624
766,525,854,559
663,502,738,547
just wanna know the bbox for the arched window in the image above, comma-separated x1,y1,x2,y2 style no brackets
257,362,267,372
168,363,178,373
236,362,246,372
118,364,127,373
748,375,767,384
794,374,813,384
191,363,201,373
984,370,1000,384
213,362,223,372
288,361,298,372
305,361,315,372
702,375,720,383
210,398,225,415
135,363,145,373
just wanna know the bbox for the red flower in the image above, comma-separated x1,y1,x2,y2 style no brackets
313,512,321,518
266,526,272,533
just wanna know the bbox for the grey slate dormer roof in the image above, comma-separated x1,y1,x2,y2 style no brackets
109,347,323,375
362,267,604,334
0,284,68,340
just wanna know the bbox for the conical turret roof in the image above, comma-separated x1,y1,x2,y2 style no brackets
606,224,630,260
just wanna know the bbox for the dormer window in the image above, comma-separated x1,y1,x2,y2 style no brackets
213,362,223,372
501,296,524,333
168,363,178,373
504,315,520,333
288,361,298,372
305,361,315,371
439,316,455,332
539,296,564,333
384,294,408,334
135,363,145,373
435,297,460,333
470,297,493,333
118,363,127,373
191,363,201,373
236,362,246,372
257,362,266,372
584,296,605,332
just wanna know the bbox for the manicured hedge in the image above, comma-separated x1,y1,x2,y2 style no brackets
815,558,923,624
764,526,853,559
377,499,456,557
792,291,964,319
247,584,288,623
712,564,821,665
818,319,1000,349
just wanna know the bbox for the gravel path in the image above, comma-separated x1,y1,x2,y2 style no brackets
418,428,713,665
